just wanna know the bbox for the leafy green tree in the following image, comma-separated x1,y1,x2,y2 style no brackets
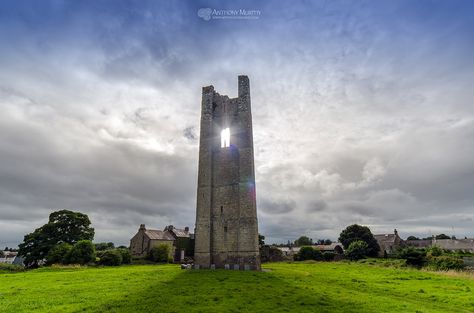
338,224,380,257
322,251,336,261
345,240,369,260
46,243,72,265
258,234,265,247
294,236,313,246
64,240,95,265
295,246,315,261
406,236,420,240
0,250,4,258
295,247,323,261
95,242,115,251
147,244,171,263
18,210,94,267
98,249,122,266
435,234,451,240
118,248,131,264
398,247,426,267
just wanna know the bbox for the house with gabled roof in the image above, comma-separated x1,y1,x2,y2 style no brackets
130,224,194,262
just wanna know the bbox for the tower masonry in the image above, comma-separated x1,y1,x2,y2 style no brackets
194,75,260,270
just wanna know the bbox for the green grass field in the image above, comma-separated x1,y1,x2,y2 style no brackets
1,262,473,313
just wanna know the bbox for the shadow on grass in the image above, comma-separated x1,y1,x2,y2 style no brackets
90,265,355,313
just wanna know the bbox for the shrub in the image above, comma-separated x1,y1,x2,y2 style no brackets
313,249,323,261
427,256,465,271
345,240,369,261
426,246,443,258
46,243,72,265
98,249,122,266
64,240,96,265
118,248,131,264
398,247,426,267
147,244,171,263
295,246,312,261
295,247,323,261
323,251,336,261
0,263,25,272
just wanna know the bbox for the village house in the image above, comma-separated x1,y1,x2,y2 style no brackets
376,229,474,255
130,224,194,262
374,229,405,257
0,251,24,266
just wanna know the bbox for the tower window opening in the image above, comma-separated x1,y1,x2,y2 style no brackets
220,206,223,214
224,226,228,233
221,128,230,148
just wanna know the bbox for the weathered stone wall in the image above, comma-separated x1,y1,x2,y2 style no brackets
194,76,260,270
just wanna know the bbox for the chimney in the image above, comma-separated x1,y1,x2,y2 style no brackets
185,226,189,232
394,229,398,236
139,224,146,231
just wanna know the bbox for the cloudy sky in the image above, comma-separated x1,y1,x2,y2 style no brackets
1,0,473,247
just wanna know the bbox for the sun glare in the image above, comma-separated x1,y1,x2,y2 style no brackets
221,128,230,148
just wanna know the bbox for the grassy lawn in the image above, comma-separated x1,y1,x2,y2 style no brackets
1,262,473,313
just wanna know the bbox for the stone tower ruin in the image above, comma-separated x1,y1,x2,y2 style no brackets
194,75,260,270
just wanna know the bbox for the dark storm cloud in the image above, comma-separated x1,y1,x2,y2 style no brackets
1,0,474,246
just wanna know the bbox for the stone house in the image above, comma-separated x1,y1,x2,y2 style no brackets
130,224,194,262
374,229,405,257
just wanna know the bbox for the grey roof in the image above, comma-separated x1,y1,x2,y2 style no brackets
374,234,396,243
144,230,175,241
169,228,191,238
313,243,343,251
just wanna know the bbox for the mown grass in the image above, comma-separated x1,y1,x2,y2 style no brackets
0,262,473,312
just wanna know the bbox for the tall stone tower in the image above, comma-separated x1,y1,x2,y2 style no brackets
194,75,260,270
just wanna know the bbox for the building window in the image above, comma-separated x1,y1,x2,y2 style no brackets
224,226,228,232
220,206,223,214
221,128,230,148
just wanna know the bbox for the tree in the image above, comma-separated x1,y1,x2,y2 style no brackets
338,224,380,257
294,236,313,246
95,242,115,251
118,248,131,264
64,240,95,265
345,240,369,261
98,249,122,266
258,234,265,247
435,234,451,240
406,236,420,240
398,247,426,267
0,250,4,258
46,243,72,265
18,210,94,267
322,251,336,261
147,244,171,263
295,246,314,260
295,246,323,261
316,239,333,245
